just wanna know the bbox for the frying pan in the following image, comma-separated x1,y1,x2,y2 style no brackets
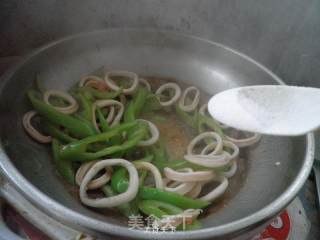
0,29,314,239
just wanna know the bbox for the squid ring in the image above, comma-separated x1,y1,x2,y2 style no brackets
92,99,124,131
155,83,181,106
165,180,196,195
104,70,139,95
185,183,204,198
225,132,261,148
187,132,223,156
138,78,151,91
199,176,228,202
164,167,215,182
137,119,159,146
22,111,52,143
43,90,78,114
76,160,112,190
134,161,164,189
178,86,200,112
79,75,107,90
79,159,139,208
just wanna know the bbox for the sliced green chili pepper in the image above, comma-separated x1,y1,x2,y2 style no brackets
111,168,129,193
59,121,147,161
75,92,93,121
51,139,75,185
112,172,209,209
138,200,183,219
112,154,154,191
124,87,149,123
143,93,162,112
101,185,139,217
139,171,148,187
150,142,169,171
136,154,154,163
139,187,209,209
43,121,77,144
124,102,135,123
175,105,198,129
96,106,110,132
131,87,149,116
28,90,97,138
198,114,224,137
147,133,226,173
158,159,204,172
134,154,154,186
175,104,224,137
139,200,202,231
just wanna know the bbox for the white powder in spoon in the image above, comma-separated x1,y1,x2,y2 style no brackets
208,85,320,136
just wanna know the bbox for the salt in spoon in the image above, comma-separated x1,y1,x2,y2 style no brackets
208,85,320,136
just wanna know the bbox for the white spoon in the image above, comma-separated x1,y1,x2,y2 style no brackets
208,85,320,136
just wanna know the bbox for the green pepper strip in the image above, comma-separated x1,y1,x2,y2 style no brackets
139,200,202,231
124,102,135,123
198,114,224,137
79,87,122,99
149,138,228,171
150,142,168,171
96,106,110,132
139,171,148,187
175,105,198,129
75,92,93,121
101,185,139,217
135,155,154,186
138,200,183,219
143,93,162,112
59,122,137,161
28,90,97,138
124,87,149,123
112,154,153,192
43,121,77,144
122,87,149,157
175,104,224,138
52,139,75,185
111,167,130,193
139,187,209,209
107,155,153,218
59,121,148,161
111,170,209,209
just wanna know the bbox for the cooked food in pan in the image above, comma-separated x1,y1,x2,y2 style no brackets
22,70,261,230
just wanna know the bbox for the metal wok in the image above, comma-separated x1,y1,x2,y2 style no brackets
0,29,314,240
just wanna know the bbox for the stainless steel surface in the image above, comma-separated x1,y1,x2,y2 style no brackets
0,180,83,240
0,29,314,239
1,0,320,88
0,199,24,240
313,162,320,211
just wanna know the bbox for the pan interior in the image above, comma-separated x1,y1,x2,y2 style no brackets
0,30,306,228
